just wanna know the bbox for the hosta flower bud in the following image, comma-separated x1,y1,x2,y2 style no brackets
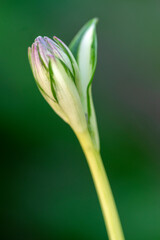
28,36,87,132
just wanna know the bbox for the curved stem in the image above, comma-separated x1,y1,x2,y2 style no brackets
75,129,125,240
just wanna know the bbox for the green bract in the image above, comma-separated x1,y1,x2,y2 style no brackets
70,18,99,150
28,18,99,149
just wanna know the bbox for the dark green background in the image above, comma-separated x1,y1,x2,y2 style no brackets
1,0,160,239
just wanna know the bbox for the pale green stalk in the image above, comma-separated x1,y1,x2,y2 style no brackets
74,129,125,240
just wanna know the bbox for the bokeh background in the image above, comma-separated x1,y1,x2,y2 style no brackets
1,0,160,239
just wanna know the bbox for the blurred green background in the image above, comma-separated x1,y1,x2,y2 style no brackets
1,0,160,239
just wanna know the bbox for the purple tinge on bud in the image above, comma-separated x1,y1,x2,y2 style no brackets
29,41,54,100
35,37,51,68
43,37,63,60
28,36,76,101
31,36,73,73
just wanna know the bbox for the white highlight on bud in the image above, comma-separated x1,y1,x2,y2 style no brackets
49,58,87,131
78,23,96,112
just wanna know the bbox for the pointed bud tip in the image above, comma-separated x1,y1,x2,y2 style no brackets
28,46,31,52
94,17,99,23
53,36,63,45
35,36,41,42
90,18,99,26
53,36,61,41
44,36,49,41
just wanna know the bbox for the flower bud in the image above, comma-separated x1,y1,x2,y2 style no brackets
28,36,87,132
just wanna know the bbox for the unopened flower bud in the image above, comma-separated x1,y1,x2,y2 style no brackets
28,36,87,132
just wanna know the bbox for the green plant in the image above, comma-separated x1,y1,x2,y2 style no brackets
28,18,125,240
